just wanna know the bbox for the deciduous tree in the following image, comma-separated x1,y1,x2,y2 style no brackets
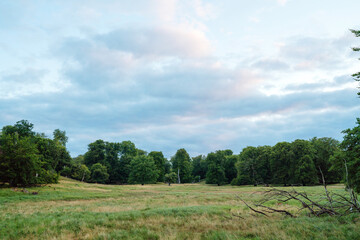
128,155,158,185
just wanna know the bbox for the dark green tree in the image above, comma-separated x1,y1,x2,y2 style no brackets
224,155,238,184
171,148,192,183
270,142,294,186
84,140,106,167
295,155,318,186
233,146,262,186
164,159,171,175
104,142,121,183
90,163,109,183
256,146,273,185
192,155,207,180
148,151,166,182
2,120,35,138
311,137,342,183
117,141,137,183
0,134,41,186
128,155,158,185
291,139,317,185
206,151,226,186
340,118,360,193
0,121,62,186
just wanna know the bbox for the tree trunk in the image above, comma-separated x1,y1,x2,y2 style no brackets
178,168,181,184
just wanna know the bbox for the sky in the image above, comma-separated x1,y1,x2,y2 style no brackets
1,0,360,158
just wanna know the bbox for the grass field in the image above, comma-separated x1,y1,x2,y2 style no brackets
0,178,359,240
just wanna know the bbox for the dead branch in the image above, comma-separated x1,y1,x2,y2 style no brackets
236,196,268,217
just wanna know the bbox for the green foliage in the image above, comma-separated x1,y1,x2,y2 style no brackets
53,129,68,147
164,160,171,175
206,151,226,186
192,155,207,180
148,151,166,182
295,155,318,186
311,137,342,183
71,164,91,182
83,140,140,184
291,139,317,184
224,155,238,183
117,141,137,183
164,172,177,185
84,140,106,167
72,155,85,165
128,155,158,185
171,148,192,183
2,120,35,138
35,136,71,173
0,120,62,186
90,163,109,184
234,146,271,186
232,139,338,186
0,134,41,186
270,142,294,186
340,118,360,193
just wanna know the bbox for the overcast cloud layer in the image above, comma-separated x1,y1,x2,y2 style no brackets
1,0,360,158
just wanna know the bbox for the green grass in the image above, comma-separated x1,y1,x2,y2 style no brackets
0,177,359,239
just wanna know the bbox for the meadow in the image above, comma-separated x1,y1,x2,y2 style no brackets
0,178,359,240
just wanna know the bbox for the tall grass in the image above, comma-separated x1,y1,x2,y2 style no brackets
0,177,358,239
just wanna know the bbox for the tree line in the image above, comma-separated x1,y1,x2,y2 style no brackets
1,119,359,194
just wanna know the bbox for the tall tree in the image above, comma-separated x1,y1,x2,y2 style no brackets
117,141,137,183
311,137,342,183
84,140,106,167
171,148,192,183
224,155,238,183
291,139,317,185
2,120,35,138
192,155,207,181
53,129,68,147
0,121,61,186
0,134,40,186
256,146,273,185
295,154,318,186
340,118,360,193
206,151,226,186
128,155,158,185
148,151,166,182
270,142,294,186
235,147,266,186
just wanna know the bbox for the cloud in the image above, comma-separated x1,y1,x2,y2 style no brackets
277,0,288,6
0,69,68,99
251,59,290,71
279,34,356,71
96,26,212,58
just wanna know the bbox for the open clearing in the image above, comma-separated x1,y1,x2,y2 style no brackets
0,178,359,240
